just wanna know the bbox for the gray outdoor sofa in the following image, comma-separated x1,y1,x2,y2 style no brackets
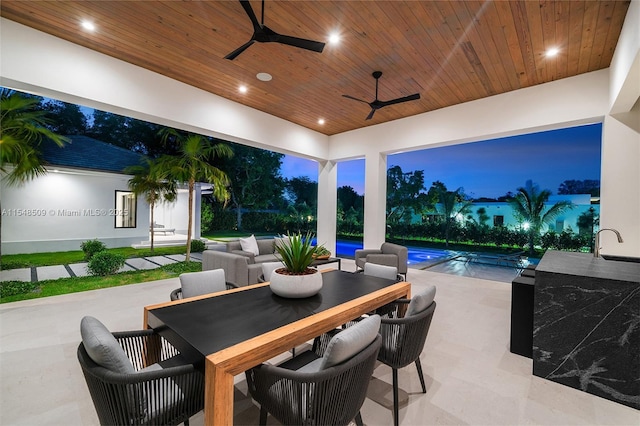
202,238,281,287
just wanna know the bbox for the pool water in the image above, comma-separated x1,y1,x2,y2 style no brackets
334,240,455,265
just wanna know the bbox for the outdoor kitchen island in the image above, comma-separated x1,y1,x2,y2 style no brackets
532,250,640,409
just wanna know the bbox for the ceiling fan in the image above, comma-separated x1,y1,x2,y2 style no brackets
343,71,421,120
225,0,325,60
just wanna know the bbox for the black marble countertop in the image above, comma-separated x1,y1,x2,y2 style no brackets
533,250,640,409
536,250,640,284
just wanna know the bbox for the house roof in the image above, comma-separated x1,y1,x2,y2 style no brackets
40,135,144,174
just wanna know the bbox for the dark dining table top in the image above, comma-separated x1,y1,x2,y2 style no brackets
146,270,397,360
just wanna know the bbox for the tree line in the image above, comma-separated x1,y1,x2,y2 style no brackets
1,89,599,257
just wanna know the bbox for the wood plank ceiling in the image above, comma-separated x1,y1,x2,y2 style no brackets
0,1,630,136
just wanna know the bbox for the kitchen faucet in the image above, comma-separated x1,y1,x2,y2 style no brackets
594,228,624,258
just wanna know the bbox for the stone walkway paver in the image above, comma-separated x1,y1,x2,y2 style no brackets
166,254,187,262
0,268,31,282
35,265,70,281
68,263,90,278
125,258,162,271
145,255,177,266
0,253,205,283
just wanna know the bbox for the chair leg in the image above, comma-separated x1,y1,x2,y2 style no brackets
259,406,268,426
392,368,399,426
184,419,189,426
415,359,427,393
355,411,364,426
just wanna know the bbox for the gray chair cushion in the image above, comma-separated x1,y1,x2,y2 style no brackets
256,238,276,255
405,285,437,317
364,263,398,280
80,316,135,374
179,269,226,298
318,314,381,370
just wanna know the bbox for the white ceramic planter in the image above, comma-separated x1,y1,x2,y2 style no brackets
269,269,323,298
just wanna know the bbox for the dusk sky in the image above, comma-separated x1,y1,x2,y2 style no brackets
281,123,602,199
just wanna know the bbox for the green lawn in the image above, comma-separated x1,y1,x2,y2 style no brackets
0,246,190,269
0,261,201,304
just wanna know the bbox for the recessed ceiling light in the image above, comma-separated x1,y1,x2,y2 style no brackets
318,118,325,125
328,33,340,44
81,21,95,31
256,72,272,82
546,47,559,57
238,85,248,94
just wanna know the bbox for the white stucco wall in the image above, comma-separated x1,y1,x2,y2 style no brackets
1,168,149,254
600,115,640,256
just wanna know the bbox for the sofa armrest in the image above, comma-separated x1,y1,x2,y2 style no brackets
230,249,256,264
354,249,382,269
202,250,251,287
247,264,263,286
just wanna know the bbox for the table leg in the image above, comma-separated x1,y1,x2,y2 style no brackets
205,357,235,425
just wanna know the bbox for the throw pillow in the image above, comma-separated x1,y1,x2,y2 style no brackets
239,234,259,255
405,285,436,317
318,314,381,370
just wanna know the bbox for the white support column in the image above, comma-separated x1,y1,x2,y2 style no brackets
600,115,640,257
363,151,388,249
194,183,202,239
317,160,338,255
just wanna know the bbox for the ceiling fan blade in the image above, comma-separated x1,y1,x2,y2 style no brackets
276,34,325,53
239,0,261,29
224,40,255,60
366,108,376,120
379,93,421,107
342,94,370,104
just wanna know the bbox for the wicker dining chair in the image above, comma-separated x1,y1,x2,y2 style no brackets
377,286,436,426
246,315,382,426
170,269,237,300
77,316,204,426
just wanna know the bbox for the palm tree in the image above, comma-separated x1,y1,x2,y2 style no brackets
1,89,68,257
1,89,68,184
436,187,472,248
508,180,573,256
125,157,177,252
158,129,233,261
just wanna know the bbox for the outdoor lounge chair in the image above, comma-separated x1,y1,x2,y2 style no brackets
355,242,408,279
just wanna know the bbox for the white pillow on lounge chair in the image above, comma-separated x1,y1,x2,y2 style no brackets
240,234,260,255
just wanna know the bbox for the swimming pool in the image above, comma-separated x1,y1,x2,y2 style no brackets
334,240,456,265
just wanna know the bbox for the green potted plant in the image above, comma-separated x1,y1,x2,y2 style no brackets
270,232,322,298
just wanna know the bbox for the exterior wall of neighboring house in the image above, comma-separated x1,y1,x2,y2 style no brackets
423,194,598,233
1,167,150,254
467,195,598,233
